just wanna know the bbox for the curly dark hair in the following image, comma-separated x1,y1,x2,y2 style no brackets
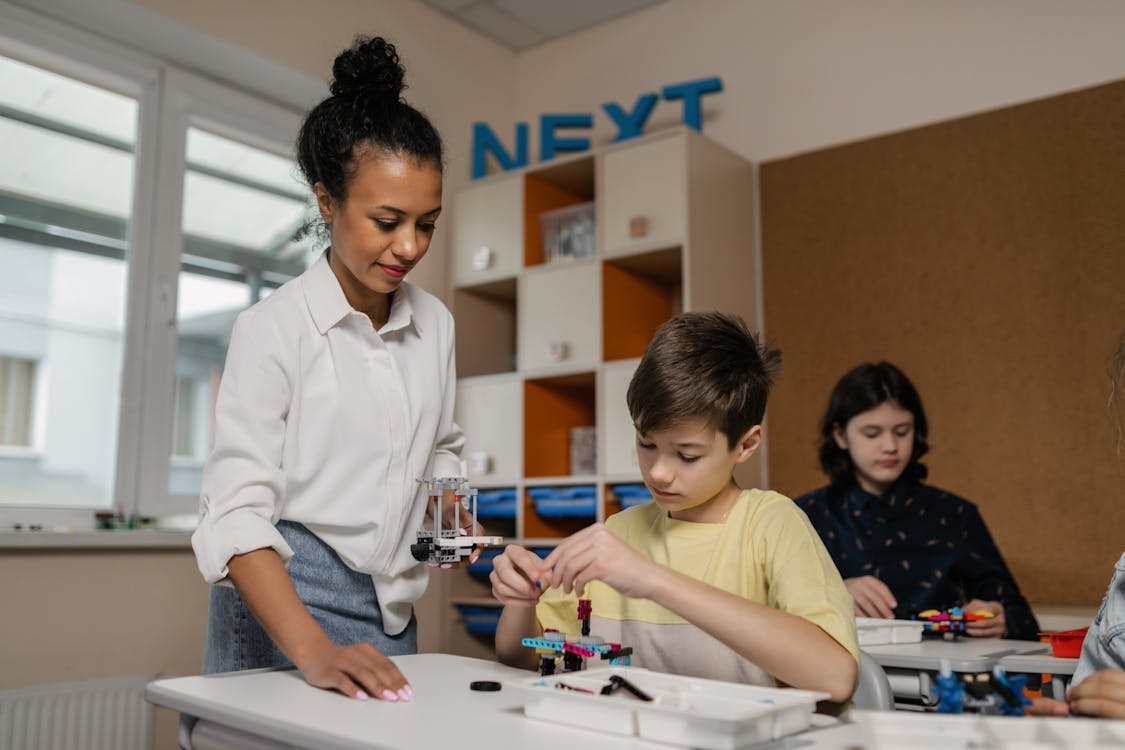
296,35,443,211
817,362,930,488
626,312,782,449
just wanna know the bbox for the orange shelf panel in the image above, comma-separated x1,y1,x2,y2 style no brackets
523,373,596,478
602,262,679,361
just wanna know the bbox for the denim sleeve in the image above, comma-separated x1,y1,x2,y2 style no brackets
1073,552,1125,685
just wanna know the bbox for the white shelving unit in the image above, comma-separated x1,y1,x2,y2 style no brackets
436,127,759,658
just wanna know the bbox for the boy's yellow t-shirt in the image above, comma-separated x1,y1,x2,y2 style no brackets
536,488,859,685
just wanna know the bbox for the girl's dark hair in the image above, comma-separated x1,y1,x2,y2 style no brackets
627,312,782,449
817,362,930,488
296,35,443,208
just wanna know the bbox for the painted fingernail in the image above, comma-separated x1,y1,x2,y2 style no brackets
440,563,452,569
427,562,438,567
402,684,413,700
397,687,412,701
382,689,398,702
355,690,369,701
459,527,468,536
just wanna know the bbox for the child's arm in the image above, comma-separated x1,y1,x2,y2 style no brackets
490,544,549,669
542,524,857,702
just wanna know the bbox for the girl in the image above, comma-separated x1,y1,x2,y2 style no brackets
191,36,464,703
794,362,1039,640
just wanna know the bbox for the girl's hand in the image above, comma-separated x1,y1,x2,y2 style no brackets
1027,696,1070,716
963,599,1006,637
299,641,412,703
490,544,547,607
844,575,897,619
542,524,658,599
1068,669,1125,718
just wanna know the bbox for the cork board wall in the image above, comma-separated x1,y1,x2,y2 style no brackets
761,79,1125,606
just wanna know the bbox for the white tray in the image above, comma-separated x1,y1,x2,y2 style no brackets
856,617,924,646
855,709,1125,749
505,666,828,750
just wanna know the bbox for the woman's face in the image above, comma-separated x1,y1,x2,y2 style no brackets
833,400,915,495
317,150,442,302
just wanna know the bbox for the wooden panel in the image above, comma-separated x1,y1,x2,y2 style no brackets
761,79,1125,605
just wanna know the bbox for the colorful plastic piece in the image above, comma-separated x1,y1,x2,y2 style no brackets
523,599,633,675
933,658,1030,716
912,606,995,634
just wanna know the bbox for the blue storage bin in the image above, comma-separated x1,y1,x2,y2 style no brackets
528,485,597,519
467,546,552,577
526,485,596,500
466,547,503,576
611,483,652,509
455,604,502,635
474,488,517,520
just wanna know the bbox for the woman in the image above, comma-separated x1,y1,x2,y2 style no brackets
794,362,1039,640
191,35,464,703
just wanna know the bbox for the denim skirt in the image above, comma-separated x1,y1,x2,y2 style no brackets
202,520,418,674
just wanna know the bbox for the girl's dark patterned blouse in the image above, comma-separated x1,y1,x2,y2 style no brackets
794,479,1040,641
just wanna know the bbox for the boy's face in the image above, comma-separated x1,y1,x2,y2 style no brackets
635,418,761,523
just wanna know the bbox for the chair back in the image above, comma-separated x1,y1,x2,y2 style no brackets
852,650,895,710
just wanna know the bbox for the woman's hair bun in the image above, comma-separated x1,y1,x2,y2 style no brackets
329,35,406,100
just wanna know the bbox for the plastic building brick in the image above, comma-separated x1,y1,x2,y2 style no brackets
409,476,504,565
934,659,964,714
912,606,995,635
933,658,1030,716
523,599,633,673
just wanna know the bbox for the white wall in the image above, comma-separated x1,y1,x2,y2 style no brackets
123,0,519,297
511,0,1125,163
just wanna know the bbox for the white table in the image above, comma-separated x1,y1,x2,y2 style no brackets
864,638,1049,708
998,653,1080,699
146,653,864,750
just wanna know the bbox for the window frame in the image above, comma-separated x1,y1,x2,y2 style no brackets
0,2,307,522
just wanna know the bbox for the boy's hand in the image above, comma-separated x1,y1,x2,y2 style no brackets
1068,669,1125,718
490,544,547,607
844,575,897,619
542,524,656,599
963,599,1005,637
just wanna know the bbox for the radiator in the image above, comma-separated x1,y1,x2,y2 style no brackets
0,675,153,750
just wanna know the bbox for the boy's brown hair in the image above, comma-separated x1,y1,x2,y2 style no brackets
626,312,781,448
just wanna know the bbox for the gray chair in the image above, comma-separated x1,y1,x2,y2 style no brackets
852,650,895,710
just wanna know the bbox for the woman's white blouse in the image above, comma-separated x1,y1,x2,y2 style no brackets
191,251,464,635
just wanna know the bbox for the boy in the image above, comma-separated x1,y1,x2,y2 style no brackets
490,312,858,702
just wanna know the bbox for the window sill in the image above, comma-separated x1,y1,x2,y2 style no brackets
0,529,192,550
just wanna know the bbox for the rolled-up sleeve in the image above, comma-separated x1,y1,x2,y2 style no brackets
191,309,294,583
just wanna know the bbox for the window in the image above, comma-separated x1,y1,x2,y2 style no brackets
0,48,137,508
0,356,37,448
169,127,315,497
0,4,310,517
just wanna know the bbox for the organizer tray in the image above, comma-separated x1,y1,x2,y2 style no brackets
505,666,827,750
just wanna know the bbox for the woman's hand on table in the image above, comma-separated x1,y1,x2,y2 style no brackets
299,640,412,703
